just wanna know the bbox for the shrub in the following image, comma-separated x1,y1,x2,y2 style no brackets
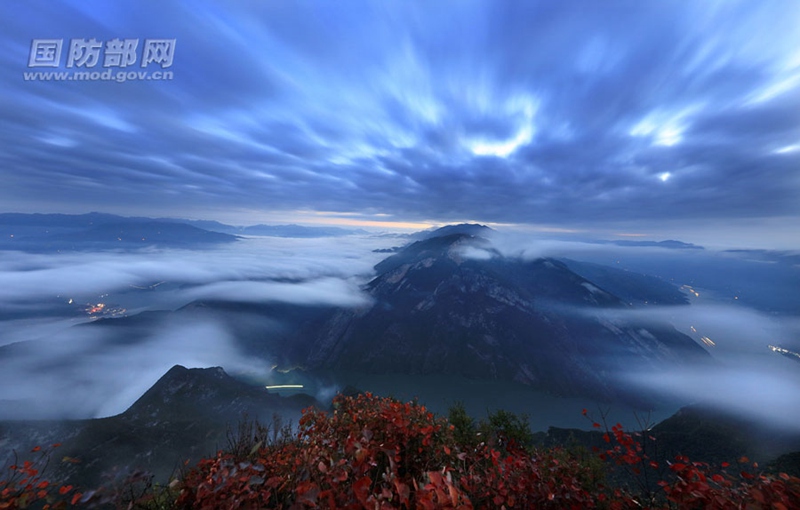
11,395,799,509
0,444,83,509
177,393,612,509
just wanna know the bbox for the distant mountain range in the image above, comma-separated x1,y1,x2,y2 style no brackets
724,249,800,266
600,239,704,249
0,212,369,251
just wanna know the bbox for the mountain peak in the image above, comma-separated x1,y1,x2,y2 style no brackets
123,365,282,422
373,232,494,275
301,236,710,402
413,223,494,241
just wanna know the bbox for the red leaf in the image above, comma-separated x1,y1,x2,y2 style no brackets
393,479,411,505
354,476,372,505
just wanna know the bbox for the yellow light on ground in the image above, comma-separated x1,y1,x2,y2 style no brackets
265,384,304,390
700,336,716,347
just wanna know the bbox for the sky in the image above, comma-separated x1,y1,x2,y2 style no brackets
1,1,799,246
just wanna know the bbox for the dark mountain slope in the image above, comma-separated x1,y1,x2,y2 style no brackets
544,404,800,468
561,258,690,306
297,234,709,402
0,366,314,489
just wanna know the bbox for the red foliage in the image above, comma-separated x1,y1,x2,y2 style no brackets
177,393,614,509
7,397,798,509
6,400,800,510
0,444,82,509
595,415,800,509
178,395,800,509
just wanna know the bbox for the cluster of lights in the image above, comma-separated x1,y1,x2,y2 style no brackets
769,345,800,360
681,285,700,297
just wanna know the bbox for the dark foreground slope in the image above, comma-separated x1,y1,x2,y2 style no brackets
0,366,314,489
3,364,797,494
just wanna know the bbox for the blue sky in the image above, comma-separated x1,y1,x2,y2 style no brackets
1,1,799,245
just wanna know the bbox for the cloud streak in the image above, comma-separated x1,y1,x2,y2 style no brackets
180,278,372,307
0,236,387,418
0,236,385,312
0,317,266,419
0,1,798,241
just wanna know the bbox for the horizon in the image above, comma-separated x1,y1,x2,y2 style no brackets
2,1,799,250
2,209,798,251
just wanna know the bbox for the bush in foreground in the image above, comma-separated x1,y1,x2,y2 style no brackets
0,444,83,509
5,393,800,508
176,392,602,509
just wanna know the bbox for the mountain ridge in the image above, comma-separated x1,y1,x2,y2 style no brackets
287,233,710,402
0,365,315,489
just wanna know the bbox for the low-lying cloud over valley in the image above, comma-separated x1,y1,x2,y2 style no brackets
1,233,797,432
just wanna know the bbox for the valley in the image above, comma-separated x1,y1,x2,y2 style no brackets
1,216,799,492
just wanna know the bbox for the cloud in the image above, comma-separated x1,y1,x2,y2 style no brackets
0,316,265,419
0,236,389,419
454,233,800,430
625,363,800,432
0,1,798,238
0,225,797,435
579,302,800,431
0,236,386,311
180,278,372,307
